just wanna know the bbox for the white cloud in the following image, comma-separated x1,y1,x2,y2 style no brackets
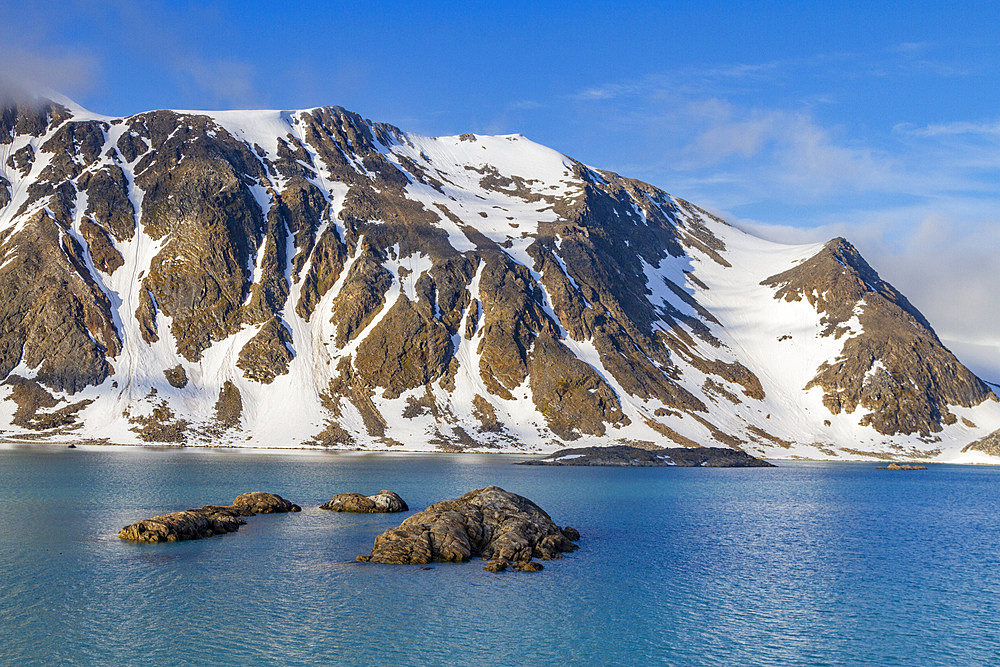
0,48,100,102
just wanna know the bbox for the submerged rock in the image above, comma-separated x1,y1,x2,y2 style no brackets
320,490,408,513
521,445,774,467
877,463,928,470
517,561,544,572
357,486,579,570
118,492,300,543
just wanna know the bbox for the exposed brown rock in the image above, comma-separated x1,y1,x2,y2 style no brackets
163,365,188,389
6,144,34,175
319,490,408,513
132,111,269,362
118,492,300,542
79,219,124,274
242,206,291,325
517,561,544,572
135,289,159,344
353,296,452,398
962,429,1000,457
126,394,188,443
763,238,993,436
213,380,242,429
237,317,294,384
83,165,135,241
328,248,393,346
0,210,120,393
357,486,578,569
118,509,245,543
5,376,91,430
483,559,509,572
231,492,301,514
472,394,502,432
295,225,346,319
561,526,581,541
527,332,625,438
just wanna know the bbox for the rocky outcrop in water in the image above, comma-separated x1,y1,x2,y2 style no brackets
117,492,300,542
877,463,928,470
320,490,408,513
522,445,774,467
356,486,578,569
230,491,301,513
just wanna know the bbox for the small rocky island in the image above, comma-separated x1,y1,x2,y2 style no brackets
118,492,301,542
320,490,408,513
357,486,579,572
522,445,774,467
877,463,928,470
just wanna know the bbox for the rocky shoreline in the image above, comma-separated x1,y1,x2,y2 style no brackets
521,445,774,467
118,492,300,542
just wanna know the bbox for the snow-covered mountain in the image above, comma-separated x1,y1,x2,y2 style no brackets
1,93,998,461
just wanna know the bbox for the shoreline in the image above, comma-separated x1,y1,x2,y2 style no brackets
1,439,998,465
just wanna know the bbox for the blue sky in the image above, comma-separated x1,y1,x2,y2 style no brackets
4,0,999,378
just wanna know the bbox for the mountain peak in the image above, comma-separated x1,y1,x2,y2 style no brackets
0,98,997,460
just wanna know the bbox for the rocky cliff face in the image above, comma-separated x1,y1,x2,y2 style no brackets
1,92,997,461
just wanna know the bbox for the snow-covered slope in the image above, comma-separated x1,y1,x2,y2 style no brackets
1,95,998,461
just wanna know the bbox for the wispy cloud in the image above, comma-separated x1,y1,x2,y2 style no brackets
896,120,1000,137
171,56,259,108
0,48,100,102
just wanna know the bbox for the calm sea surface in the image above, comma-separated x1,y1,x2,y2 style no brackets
1,445,999,666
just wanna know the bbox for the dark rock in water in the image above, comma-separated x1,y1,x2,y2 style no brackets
320,490,408,513
232,491,301,513
66,443,76,449
517,561,544,572
357,486,578,571
118,492,300,542
118,509,246,543
521,445,774,467
877,463,927,470
561,526,580,542
483,559,509,572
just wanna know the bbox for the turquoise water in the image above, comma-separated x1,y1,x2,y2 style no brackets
2,446,1000,666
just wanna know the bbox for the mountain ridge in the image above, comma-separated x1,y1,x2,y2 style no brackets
1,93,998,461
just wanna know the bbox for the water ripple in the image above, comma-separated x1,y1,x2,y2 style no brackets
1,448,999,665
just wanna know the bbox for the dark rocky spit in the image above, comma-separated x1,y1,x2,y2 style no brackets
118,492,301,542
320,490,408,513
521,445,775,467
877,463,928,470
356,486,579,572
